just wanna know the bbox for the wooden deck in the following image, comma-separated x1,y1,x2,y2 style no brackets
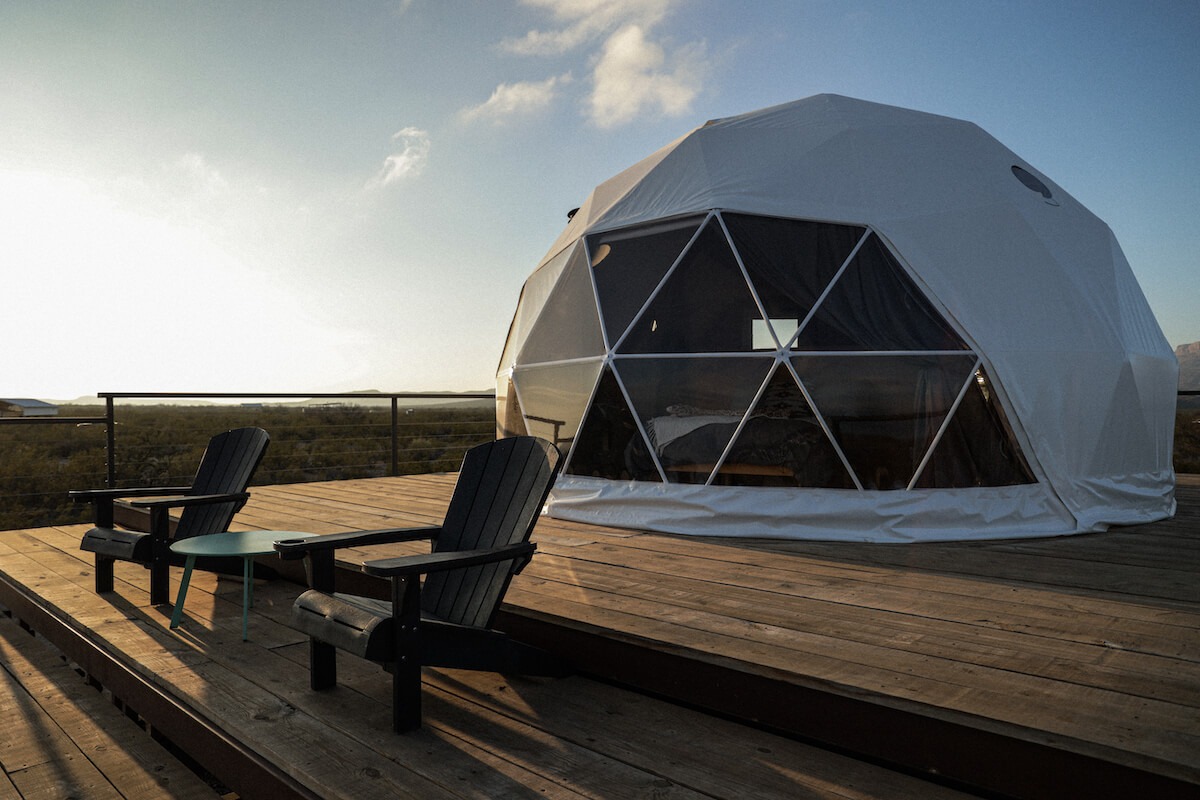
1,474,1198,799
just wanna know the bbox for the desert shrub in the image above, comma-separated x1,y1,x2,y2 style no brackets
0,404,492,528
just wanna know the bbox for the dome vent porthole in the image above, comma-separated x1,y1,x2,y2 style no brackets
1011,165,1059,206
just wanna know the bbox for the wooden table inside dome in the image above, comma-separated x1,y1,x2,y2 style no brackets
168,529,317,640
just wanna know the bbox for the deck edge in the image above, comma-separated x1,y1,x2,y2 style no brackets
497,607,1199,800
0,565,323,800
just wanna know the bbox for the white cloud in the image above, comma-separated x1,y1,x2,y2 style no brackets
589,24,706,128
459,75,570,123
368,127,431,188
494,0,704,128
502,0,675,56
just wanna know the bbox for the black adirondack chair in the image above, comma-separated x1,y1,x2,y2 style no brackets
275,436,566,732
73,427,270,605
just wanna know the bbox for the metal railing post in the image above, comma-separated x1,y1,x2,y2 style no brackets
105,397,116,488
391,397,399,477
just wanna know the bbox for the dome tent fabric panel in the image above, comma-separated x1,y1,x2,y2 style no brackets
877,202,1176,529
547,479,1078,543
499,94,1176,541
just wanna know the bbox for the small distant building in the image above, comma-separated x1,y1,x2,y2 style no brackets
303,402,354,413
0,398,59,417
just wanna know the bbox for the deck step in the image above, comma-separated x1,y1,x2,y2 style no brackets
0,605,221,800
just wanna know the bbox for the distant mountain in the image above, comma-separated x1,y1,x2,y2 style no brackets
55,396,226,406
53,391,494,409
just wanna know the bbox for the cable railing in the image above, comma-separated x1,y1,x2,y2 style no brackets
0,391,495,529
93,392,495,485
2,388,1199,530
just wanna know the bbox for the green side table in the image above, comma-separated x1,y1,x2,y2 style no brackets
169,530,317,641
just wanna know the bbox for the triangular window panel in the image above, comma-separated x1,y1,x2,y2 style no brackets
517,245,605,365
616,356,772,484
512,359,604,455
498,244,578,371
913,367,1035,488
619,219,763,354
723,213,866,339
793,234,968,352
716,365,855,488
588,216,705,349
566,366,659,482
794,354,978,489
496,375,528,439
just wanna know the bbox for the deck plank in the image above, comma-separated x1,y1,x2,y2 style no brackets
522,550,1200,707
0,611,219,800
506,568,1200,770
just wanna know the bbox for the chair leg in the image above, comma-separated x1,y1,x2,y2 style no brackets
148,508,172,605
392,657,421,733
303,549,338,691
148,558,171,605
392,577,422,733
311,640,337,690
94,555,115,593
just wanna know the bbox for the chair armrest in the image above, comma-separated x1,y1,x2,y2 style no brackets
69,486,192,503
274,526,442,561
361,541,536,578
128,492,249,510
71,485,199,529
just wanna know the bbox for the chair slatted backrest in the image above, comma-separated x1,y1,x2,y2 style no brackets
423,437,561,629
174,427,271,541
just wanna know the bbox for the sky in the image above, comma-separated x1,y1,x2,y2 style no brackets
2,0,1198,401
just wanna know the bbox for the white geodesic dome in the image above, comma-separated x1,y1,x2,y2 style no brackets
496,94,1177,542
